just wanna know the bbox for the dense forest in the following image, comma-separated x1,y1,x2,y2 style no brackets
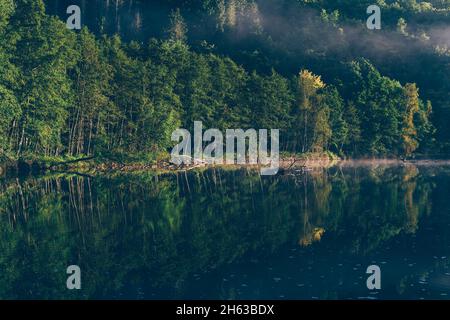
0,0,449,163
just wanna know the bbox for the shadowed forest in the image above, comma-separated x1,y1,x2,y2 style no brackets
0,0,449,165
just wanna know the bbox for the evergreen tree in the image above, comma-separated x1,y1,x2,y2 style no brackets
8,0,77,156
323,86,348,155
0,0,19,158
68,28,114,156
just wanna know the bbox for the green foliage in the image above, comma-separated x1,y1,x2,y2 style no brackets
0,0,441,163
340,59,433,156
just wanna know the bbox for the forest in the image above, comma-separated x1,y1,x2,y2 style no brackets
0,0,449,164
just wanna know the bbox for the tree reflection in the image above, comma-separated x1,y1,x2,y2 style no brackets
0,164,443,299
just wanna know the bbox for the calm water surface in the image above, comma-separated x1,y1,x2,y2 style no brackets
1,164,450,300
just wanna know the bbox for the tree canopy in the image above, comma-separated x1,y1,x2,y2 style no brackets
0,0,447,161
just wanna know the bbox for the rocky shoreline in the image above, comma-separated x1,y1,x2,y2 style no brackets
0,153,341,176
3,155,450,178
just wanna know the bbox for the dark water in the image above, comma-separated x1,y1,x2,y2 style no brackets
1,164,450,300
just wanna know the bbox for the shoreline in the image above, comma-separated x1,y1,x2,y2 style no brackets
0,153,339,176
3,154,450,177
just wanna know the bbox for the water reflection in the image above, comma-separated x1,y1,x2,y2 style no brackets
0,164,449,299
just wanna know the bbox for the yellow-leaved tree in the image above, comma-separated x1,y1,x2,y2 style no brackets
297,70,327,152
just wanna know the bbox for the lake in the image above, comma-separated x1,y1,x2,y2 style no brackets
1,163,450,300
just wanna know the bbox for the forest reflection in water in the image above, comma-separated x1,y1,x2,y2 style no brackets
1,163,450,299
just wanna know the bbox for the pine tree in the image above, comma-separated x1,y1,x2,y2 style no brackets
0,0,19,157
323,86,348,155
8,0,77,156
344,102,361,155
247,70,293,131
68,28,113,156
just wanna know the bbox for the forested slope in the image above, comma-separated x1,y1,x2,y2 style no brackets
0,0,448,163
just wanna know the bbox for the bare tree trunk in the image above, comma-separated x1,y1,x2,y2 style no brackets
17,126,25,157
302,112,308,153
87,119,93,156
